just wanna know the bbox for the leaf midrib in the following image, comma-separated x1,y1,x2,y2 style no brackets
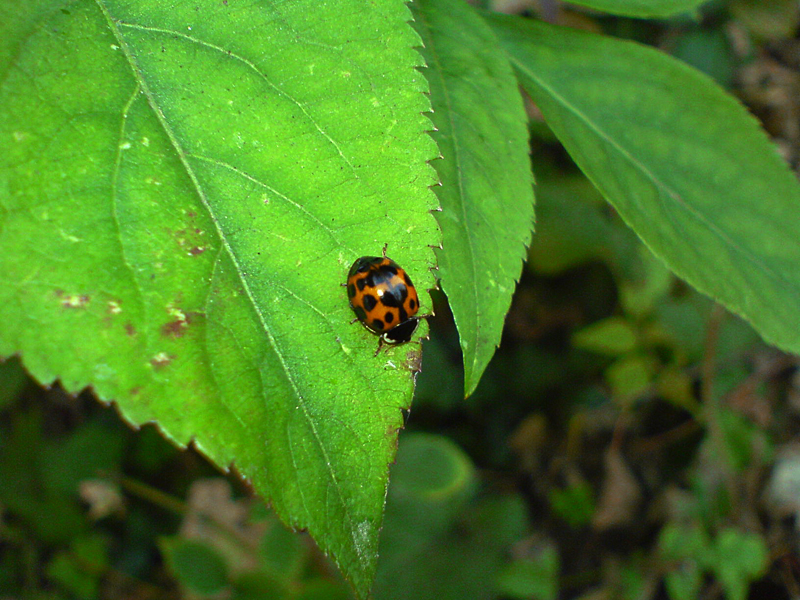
507,52,798,301
95,0,368,571
416,6,481,380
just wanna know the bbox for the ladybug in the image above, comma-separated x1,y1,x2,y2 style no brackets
346,249,421,353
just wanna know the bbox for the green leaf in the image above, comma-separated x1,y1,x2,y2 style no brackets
374,434,527,600
413,0,534,396
711,528,768,600
47,554,101,600
526,167,615,275
161,538,230,596
572,316,638,356
548,481,595,527
606,353,656,403
664,564,702,600
0,408,87,543
45,534,109,600
658,524,709,600
658,523,711,562
0,2,440,596
486,15,800,360
562,0,710,18
0,357,28,410
667,29,735,88
496,546,560,600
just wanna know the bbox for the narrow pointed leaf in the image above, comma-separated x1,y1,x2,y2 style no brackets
0,1,440,595
486,15,800,357
562,0,710,18
413,0,534,396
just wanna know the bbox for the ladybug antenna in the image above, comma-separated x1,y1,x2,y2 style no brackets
381,243,388,258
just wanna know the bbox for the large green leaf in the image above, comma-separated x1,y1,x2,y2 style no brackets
486,14,800,358
0,1,440,595
562,0,710,18
413,0,533,396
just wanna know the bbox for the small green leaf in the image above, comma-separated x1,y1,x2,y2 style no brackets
658,524,709,600
658,523,710,562
47,553,100,600
606,353,656,403
413,0,534,396
486,15,800,361
664,563,703,600
572,317,639,356
548,481,595,528
383,433,477,540
46,534,109,600
259,518,304,583
563,0,710,18
375,435,527,600
496,546,560,600
711,528,768,600
161,538,229,596
0,2,440,595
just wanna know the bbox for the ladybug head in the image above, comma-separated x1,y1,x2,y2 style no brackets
380,317,420,345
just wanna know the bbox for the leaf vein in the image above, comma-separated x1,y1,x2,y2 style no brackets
509,55,793,293
96,0,365,567
115,20,358,176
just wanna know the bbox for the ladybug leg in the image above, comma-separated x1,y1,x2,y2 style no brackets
350,317,360,325
373,336,385,357
381,242,388,258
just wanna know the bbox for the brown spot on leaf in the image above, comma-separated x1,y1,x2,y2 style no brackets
150,353,174,370
160,311,199,338
189,246,205,256
404,347,423,373
161,319,186,338
60,293,90,309
125,323,137,337
107,300,122,315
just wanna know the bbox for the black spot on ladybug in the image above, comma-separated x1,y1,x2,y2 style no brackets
346,253,423,352
362,294,377,312
380,288,402,307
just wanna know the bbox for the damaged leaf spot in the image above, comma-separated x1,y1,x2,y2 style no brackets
161,308,197,338
56,290,90,309
149,352,174,370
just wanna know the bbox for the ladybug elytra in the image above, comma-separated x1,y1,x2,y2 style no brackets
346,251,421,352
